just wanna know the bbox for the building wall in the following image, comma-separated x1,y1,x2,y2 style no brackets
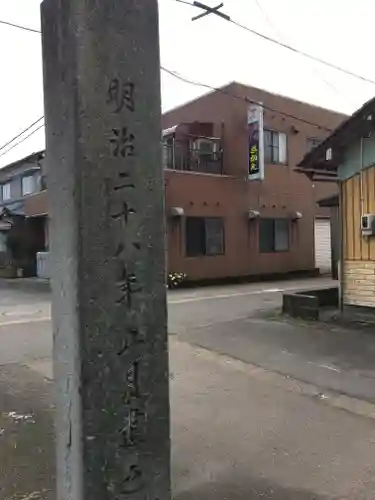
342,165,375,307
166,170,315,279
163,83,345,280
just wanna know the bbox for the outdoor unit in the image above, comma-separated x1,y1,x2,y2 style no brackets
194,139,219,157
361,214,375,236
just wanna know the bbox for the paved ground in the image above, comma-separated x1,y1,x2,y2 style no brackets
3,277,375,498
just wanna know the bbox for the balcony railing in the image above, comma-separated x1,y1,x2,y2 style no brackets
163,140,223,175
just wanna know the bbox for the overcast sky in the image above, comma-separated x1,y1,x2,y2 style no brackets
0,0,375,167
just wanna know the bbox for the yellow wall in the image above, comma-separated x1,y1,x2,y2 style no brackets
342,165,375,307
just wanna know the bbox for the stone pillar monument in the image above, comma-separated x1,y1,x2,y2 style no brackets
41,1,170,498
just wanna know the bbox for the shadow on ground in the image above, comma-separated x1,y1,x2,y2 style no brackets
0,365,55,500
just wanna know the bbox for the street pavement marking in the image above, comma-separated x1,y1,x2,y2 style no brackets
306,360,342,373
316,364,341,373
0,316,51,327
169,287,283,304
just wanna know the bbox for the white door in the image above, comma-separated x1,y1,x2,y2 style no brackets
314,218,331,274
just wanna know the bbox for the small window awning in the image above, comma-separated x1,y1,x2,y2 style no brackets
290,211,303,220
169,207,184,218
247,209,260,220
162,125,179,137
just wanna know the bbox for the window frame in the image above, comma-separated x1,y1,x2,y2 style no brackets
1,182,11,202
259,218,290,254
264,129,288,165
21,174,36,197
185,216,225,257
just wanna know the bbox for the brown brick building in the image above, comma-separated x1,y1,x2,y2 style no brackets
162,82,346,281
21,82,345,281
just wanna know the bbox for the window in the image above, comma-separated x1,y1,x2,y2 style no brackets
22,175,37,196
259,219,290,253
186,217,225,256
2,183,11,201
307,137,322,151
264,130,287,164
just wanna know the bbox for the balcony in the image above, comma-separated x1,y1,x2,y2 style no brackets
163,136,223,175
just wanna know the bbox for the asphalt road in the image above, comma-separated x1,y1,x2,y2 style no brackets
4,277,375,499
0,276,332,366
1,277,375,404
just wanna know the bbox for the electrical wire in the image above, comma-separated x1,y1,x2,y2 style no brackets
161,66,333,131
252,0,357,107
231,19,375,86
0,19,40,34
0,117,44,154
0,62,332,163
3,6,375,87
176,0,375,87
0,123,45,159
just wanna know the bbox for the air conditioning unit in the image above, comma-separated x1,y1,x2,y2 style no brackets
361,214,375,236
193,139,219,154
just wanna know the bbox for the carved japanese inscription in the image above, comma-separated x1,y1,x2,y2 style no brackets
105,76,148,497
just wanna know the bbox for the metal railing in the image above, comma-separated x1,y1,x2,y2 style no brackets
163,142,223,175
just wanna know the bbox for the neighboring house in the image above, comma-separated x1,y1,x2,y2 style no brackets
162,82,345,281
298,96,375,312
0,151,47,276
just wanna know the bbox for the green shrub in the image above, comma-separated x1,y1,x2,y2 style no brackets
167,272,187,289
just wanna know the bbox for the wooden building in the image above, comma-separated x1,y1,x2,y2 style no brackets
298,97,375,312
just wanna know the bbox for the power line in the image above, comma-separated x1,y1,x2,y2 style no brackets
4,7,375,87
0,65,332,165
161,66,333,131
176,0,375,87
1,65,332,165
252,0,356,107
0,19,40,34
0,123,45,159
0,117,44,154
230,19,375,86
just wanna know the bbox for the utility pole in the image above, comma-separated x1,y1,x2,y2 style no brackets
41,1,170,499
187,1,230,22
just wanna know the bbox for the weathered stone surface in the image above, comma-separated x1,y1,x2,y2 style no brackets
41,1,170,499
